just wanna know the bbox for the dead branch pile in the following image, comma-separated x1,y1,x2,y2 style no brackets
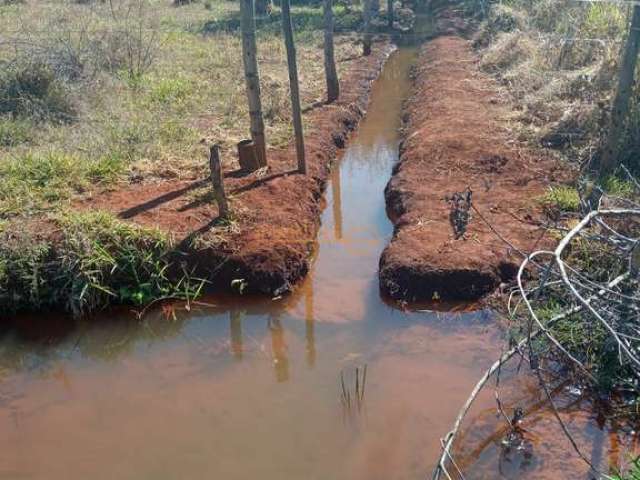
433,168,640,480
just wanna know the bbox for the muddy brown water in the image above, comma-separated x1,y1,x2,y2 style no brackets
0,49,634,480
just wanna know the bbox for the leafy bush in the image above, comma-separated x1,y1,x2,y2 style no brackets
0,63,76,122
603,175,635,198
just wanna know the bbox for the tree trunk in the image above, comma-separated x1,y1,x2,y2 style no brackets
209,145,230,219
600,5,640,175
240,0,267,167
370,0,379,15
387,0,393,28
363,0,372,56
281,0,307,174
323,0,340,103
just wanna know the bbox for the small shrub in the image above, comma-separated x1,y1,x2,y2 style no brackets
262,78,290,123
0,63,76,122
583,2,626,39
99,27,160,80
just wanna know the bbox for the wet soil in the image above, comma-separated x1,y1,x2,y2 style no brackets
75,43,394,296
379,34,566,302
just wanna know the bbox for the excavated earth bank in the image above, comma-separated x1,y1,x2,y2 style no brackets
379,34,565,302
76,43,394,296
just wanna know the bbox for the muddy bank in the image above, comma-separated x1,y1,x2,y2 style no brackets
379,35,564,302
74,43,394,297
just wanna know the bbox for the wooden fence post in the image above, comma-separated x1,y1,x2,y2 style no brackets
209,145,230,219
240,0,268,167
363,0,372,56
323,0,340,103
281,0,307,174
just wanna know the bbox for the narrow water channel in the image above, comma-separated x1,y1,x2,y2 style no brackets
0,49,624,480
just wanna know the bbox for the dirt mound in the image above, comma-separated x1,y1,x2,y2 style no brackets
379,36,566,302
76,43,394,296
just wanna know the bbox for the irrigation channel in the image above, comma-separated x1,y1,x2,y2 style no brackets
0,48,632,479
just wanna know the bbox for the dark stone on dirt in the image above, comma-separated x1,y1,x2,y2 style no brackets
332,132,346,148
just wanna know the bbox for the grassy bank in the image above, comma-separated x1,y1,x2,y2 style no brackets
0,211,206,316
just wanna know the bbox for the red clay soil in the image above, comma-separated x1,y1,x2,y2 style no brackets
76,43,394,295
379,35,566,302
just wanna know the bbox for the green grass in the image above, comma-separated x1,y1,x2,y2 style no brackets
0,151,128,217
0,211,204,316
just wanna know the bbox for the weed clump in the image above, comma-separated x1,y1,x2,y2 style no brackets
538,185,580,214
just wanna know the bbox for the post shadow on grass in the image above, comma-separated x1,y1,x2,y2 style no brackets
117,167,297,221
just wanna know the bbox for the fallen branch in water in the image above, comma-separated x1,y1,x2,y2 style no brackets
433,197,639,479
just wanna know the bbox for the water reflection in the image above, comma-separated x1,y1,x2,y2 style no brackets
304,281,316,368
331,164,343,241
268,313,289,382
229,310,243,360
